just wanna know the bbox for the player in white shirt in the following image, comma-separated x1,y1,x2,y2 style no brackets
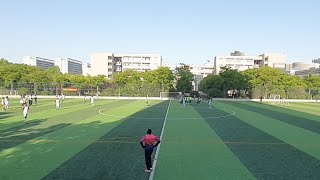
22,103,29,124
19,96,24,106
55,98,60,110
1,97,5,111
90,96,95,107
4,96,9,111
208,98,212,109
182,97,186,108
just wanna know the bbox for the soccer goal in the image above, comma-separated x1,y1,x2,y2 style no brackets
160,92,182,100
269,94,281,104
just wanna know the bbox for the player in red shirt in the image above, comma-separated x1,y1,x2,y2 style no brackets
140,129,161,173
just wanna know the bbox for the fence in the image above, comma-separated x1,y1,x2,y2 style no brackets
204,85,320,100
0,82,166,97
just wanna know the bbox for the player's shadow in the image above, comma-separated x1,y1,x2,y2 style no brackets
0,112,13,120
0,119,71,151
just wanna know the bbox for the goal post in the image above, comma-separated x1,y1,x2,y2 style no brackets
269,94,280,104
160,92,182,100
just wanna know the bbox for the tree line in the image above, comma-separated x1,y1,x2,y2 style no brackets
0,58,193,97
199,66,320,99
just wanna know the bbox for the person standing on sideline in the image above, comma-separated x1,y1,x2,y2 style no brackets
55,98,60,110
22,103,29,124
90,95,95,107
84,95,87,103
140,129,161,173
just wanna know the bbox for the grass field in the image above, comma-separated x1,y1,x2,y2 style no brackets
1,98,320,180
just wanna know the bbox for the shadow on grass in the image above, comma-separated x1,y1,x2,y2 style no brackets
0,100,134,152
193,102,320,180
43,101,169,180
0,112,13,120
225,101,320,134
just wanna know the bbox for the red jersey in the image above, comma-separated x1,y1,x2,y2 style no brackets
140,134,160,146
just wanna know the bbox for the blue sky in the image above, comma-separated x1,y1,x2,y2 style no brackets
1,0,319,64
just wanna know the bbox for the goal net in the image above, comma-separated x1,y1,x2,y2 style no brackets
160,92,182,100
269,94,280,104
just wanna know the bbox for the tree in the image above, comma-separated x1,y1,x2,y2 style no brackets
46,66,64,95
175,64,193,94
219,69,248,98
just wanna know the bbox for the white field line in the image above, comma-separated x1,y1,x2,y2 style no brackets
149,100,171,180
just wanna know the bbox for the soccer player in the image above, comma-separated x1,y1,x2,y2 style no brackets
90,95,94,107
34,95,38,104
55,98,60,110
140,129,161,173
208,97,212,109
1,97,5,111
22,103,29,124
19,97,24,106
84,95,87,102
29,95,33,106
182,97,186,108
4,96,9,111
145,95,149,106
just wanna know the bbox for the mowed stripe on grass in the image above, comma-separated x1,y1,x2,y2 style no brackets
196,102,320,180
0,99,110,132
153,102,254,180
43,101,168,180
218,101,320,158
0,100,140,180
229,102,320,134
0,100,128,151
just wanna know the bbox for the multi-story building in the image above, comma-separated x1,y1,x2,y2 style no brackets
312,58,320,64
82,63,91,76
285,62,320,75
260,53,286,69
23,56,55,70
295,68,320,76
214,51,286,74
91,53,162,78
55,57,83,75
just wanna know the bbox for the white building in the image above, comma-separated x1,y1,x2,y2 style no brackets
82,63,91,76
91,53,162,78
55,57,83,75
214,51,286,74
23,56,55,70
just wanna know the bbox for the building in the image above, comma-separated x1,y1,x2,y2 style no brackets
23,56,55,70
295,68,320,76
55,57,83,75
214,51,286,74
260,53,286,69
285,62,320,75
91,53,162,78
82,63,91,76
312,58,320,64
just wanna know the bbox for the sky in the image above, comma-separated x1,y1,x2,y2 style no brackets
1,0,320,65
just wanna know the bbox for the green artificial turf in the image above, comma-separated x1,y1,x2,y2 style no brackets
1,98,320,180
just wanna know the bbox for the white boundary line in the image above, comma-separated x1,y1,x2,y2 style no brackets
149,100,171,180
